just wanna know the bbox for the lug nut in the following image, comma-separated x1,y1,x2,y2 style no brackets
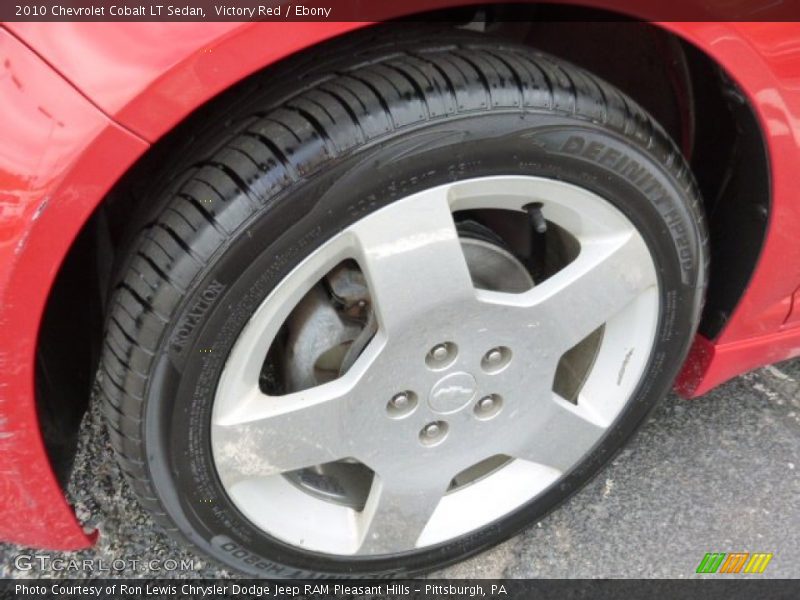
474,394,503,420
481,346,512,373
423,423,440,437
387,391,417,418
391,393,409,408
478,396,495,411
486,349,503,365
425,342,458,370
431,345,449,361
419,420,449,446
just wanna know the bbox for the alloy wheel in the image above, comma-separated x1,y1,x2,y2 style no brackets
211,175,660,556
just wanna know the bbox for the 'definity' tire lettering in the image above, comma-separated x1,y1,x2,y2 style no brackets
558,134,695,279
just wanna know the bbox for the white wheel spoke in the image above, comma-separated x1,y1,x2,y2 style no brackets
356,469,452,555
510,392,608,473
212,383,355,487
347,187,476,335
480,231,656,354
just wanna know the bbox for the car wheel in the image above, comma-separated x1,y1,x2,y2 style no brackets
100,28,707,577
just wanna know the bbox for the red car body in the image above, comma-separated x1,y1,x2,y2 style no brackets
2,5,800,551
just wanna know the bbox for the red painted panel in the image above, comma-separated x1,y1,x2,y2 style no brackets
661,22,800,394
6,21,365,142
784,286,800,327
0,28,148,549
677,327,800,398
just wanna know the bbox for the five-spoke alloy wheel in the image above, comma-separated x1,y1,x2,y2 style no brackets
211,177,659,556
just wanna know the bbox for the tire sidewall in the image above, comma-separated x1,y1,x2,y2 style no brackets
144,112,703,577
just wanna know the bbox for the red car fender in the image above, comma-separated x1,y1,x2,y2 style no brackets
665,22,800,394
1,11,800,551
0,27,149,549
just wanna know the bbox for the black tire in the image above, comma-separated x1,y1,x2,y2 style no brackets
100,26,708,578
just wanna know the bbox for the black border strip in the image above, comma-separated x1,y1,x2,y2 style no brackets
4,0,800,22
3,579,800,599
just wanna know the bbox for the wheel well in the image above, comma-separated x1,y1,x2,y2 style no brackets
35,8,769,484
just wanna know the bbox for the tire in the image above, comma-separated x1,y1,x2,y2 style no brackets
100,26,708,578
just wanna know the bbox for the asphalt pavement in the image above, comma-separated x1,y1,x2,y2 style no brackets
1,359,799,579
